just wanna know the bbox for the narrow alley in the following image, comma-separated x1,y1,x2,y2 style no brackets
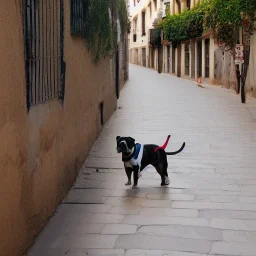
28,64,256,256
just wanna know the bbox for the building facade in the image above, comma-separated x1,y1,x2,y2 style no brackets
0,1,128,255
163,0,215,83
129,0,164,70
129,0,256,96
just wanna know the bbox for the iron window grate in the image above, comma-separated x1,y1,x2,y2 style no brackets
70,0,90,37
23,0,65,109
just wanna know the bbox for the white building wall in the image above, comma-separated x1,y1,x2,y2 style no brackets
129,0,256,98
129,0,163,69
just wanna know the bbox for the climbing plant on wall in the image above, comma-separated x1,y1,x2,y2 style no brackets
85,0,129,62
161,0,256,50
161,2,207,46
203,0,256,50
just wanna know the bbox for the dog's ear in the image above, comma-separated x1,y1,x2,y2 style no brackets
128,137,135,144
116,136,121,141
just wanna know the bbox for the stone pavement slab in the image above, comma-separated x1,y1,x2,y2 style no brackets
115,234,212,253
137,225,222,240
101,224,137,234
28,64,256,256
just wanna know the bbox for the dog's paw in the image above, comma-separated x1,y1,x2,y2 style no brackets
125,181,131,186
161,177,170,186
165,176,170,185
132,184,138,189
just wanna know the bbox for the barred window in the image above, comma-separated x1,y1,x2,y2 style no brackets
23,0,65,109
70,0,89,37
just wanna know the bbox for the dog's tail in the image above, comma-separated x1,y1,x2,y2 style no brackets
166,142,186,155
154,135,171,152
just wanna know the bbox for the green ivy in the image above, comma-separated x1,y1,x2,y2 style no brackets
161,0,256,50
203,0,256,50
162,3,206,46
86,0,129,63
117,0,130,35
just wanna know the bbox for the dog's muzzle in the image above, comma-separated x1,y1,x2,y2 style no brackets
117,147,126,153
117,141,127,153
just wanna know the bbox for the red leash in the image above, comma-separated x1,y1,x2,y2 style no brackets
154,135,171,152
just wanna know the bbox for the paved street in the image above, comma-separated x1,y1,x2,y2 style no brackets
28,64,256,256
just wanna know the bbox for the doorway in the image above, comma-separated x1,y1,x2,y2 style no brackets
167,45,170,73
197,40,202,77
142,48,146,67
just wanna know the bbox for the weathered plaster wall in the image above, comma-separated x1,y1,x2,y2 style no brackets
214,47,237,89
0,0,124,255
246,33,256,97
213,35,256,96
0,1,29,254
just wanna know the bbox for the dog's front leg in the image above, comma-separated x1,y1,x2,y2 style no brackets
124,163,132,186
125,167,132,186
132,165,139,189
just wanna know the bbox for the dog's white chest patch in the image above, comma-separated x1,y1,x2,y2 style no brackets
126,144,144,171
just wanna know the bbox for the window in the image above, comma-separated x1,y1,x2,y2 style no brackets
187,0,191,10
133,18,137,42
153,0,157,10
23,0,65,109
149,3,152,17
70,0,89,37
185,44,190,76
141,11,146,36
205,39,210,78
134,0,136,6
176,0,181,14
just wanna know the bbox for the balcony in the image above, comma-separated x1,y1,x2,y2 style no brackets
149,28,162,46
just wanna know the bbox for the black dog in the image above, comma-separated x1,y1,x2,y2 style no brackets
116,135,185,189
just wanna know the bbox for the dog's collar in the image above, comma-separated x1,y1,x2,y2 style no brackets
122,144,140,162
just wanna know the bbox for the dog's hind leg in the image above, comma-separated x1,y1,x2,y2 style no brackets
153,164,165,186
158,154,170,186
163,158,169,182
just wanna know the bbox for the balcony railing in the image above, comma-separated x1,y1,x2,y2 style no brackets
149,28,162,46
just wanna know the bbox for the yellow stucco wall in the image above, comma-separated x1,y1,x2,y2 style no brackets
0,1,124,255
